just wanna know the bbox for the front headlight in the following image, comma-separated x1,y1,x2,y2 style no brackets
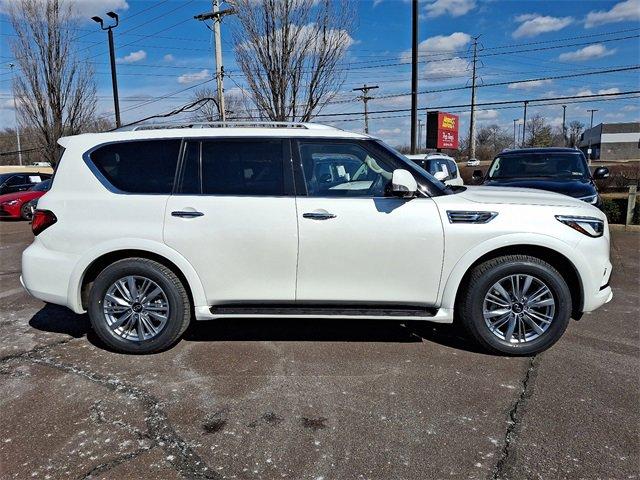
2,200,19,206
578,194,598,205
555,215,604,238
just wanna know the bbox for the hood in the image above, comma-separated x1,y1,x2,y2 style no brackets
458,185,591,208
483,177,595,198
0,190,43,204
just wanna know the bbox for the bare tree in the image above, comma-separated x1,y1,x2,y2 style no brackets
525,114,553,147
230,0,354,122
189,87,251,121
567,120,585,148
8,0,97,165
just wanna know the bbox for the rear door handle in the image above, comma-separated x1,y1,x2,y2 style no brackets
171,210,204,218
303,211,336,220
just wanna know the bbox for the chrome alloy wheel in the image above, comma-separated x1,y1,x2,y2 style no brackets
482,274,556,344
103,276,169,342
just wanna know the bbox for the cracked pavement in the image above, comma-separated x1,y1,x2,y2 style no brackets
0,221,638,479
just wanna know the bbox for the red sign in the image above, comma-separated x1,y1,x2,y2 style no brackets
436,112,459,149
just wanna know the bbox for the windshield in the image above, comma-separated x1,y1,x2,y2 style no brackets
488,153,589,179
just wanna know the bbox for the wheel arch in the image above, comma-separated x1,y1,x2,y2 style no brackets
441,238,585,320
68,241,208,314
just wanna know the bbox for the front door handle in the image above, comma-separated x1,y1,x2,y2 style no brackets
171,210,204,218
303,211,336,220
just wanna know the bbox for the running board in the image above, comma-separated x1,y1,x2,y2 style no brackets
195,305,454,323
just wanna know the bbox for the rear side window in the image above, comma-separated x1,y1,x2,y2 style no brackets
200,139,285,196
89,140,181,193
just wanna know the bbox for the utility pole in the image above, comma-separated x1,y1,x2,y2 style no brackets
195,1,236,122
587,109,598,162
522,100,529,146
353,84,378,134
92,12,121,128
8,63,22,166
561,105,567,146
468,35,481,161
512,119,518,149
410,0,419,153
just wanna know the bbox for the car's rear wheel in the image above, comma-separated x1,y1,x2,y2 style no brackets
20,203,33,221
458,255,572,355
88,258,191,354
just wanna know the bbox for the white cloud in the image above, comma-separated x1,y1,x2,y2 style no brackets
558,44,616,62
575,87,621,97
423,57,469,77
598,87,621,95
476,109,499,120
585,0,640,28
117,50,146,64
178,69,211,85
622,104,638,112
163,54,175,63
507,79,553,90
401,32,470,62
513,14,573,38
424,0,476,18
376,127,402,135
0,0,129,19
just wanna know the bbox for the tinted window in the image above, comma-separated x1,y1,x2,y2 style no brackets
425,158,457,180
90,140,181,193
31,179,51,192
178,141,201,194
201,139,284,195
6,174,25,186
298,141,394,197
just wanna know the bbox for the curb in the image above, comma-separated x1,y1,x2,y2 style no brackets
609,224,640,232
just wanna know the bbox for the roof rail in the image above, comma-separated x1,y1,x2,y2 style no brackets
118,121,338,132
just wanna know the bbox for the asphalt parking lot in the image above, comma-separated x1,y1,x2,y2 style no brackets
0,221,638,480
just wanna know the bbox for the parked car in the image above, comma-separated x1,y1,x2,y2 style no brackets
467,158,480,167
0,179,51,220
473,148,608,208
405,153,464,186
0,172,52,195
22,123,612,355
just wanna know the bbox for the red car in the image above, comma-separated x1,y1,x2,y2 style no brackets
0,179,51,220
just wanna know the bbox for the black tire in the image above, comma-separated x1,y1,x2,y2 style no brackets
458,255,572,356
88,258,191,354
20,203,33,221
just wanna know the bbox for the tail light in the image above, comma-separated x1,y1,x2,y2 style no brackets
32,210,57,236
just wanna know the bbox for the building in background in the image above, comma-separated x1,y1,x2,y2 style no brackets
579,122,640,161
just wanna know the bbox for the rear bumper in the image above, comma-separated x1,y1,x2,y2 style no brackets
21,241,79,309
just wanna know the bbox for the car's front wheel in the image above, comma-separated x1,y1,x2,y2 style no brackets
88,258,191,354
459,255,572,355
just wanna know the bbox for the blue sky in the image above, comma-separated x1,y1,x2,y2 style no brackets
0,0,639,146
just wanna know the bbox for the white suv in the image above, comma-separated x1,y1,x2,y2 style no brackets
21,122,613,355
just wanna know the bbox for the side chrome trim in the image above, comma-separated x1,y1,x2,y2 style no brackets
446,210,498,224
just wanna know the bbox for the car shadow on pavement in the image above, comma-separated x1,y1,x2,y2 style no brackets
184,318,487,354
29,303,91,339
27,304,486,355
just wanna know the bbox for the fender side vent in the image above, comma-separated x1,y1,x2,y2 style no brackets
447,210,498,224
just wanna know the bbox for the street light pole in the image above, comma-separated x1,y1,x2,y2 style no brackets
561,105,567,147
512,119,517,148
8,63,22,166
587,109,598,162
522,100,529,146
92,12,121,128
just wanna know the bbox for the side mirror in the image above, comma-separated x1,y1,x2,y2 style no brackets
434,171,448,182
472,169,483,181
593,167,610,179
391,169,418,198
